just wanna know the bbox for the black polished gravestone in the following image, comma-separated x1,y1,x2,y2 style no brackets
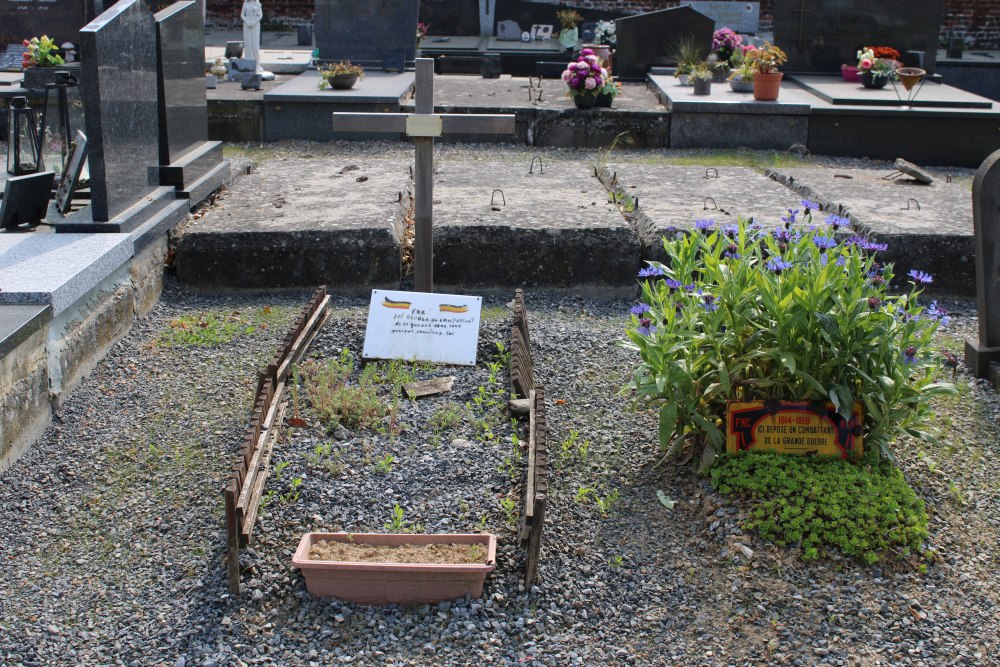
615,6,715,81
314,0,419,65
773,0,943,74
419,0,479,36
966,149,1000,384
154,0,228,207
0,171,55,229
0,0,93,47
54,0,188,234
77,0,159,222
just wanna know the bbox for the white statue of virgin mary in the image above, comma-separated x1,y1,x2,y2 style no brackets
241,0,274,79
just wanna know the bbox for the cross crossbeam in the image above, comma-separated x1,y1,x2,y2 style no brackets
332,58,516,292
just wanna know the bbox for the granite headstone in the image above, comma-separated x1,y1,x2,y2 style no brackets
496,20,522,40
680,1,759,33
773,0,943,74
154,1,207,166
314,0,418,64
78,0,159,222
0,171,55,229
615,6,715,81
0,44,24,71
419,0,480,36
0,0,92,46
966,149,1000,380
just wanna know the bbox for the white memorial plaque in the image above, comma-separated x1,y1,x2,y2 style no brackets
362,290,482,366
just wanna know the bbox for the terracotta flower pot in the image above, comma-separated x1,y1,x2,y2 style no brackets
573,93,597,109
752,71,783,101
292,532,497,605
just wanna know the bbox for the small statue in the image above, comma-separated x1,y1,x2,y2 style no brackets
241,0,274,80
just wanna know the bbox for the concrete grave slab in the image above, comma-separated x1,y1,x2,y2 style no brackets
767,166,974,292
792,76,994,109
606,165,805,261
174,158,406,289
0,233,133,315
429,159,639,289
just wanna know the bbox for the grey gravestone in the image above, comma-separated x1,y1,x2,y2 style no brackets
0,171,55,229
0,0,90,47
297,24,311,46
773,0,943,74
78,0,160,222
314,0,418,64
154,1,207,166
419,0,480,36
680,1,759,33
0,44,23,71
615,6,715,81
240,72,262,90
893,159,934,184
496,20,522,40
966,149,1000,381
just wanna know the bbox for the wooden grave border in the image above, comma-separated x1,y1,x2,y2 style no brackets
224,286,331,593
510,288,535,399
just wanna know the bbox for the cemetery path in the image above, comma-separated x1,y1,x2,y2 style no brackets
0,281,997,666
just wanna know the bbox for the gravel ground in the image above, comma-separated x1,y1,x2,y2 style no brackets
0,275,997,667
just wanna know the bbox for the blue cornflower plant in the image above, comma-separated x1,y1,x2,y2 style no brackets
624,216,955,468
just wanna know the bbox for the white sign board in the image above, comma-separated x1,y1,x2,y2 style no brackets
362,290,482,366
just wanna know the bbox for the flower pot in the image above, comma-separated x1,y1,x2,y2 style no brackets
573,93,597,109
559,27,578,50
841,65,860,82
692,78,712,95
859,70,889,89
292,532,497,604
326,73,359,89
752,71,783,101
595,92,613,107
730,78,754,93
677,74,690,86
711,66,729,83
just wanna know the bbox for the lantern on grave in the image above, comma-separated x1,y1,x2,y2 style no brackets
6,96,41,176
38,70,84,178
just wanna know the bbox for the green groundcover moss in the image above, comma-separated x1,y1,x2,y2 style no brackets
711,452,929,565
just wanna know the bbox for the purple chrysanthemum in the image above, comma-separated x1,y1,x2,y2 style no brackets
722,223,739,238
638,266,664,278
801,199,819,211
781,209,799,225
826,214,849,230
908,269,933,285
860,240,888,253
664,278,682,293
695,218,714,230
811,235,837,250
926,300,950,326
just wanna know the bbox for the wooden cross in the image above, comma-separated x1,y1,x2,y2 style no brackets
332,59,516,293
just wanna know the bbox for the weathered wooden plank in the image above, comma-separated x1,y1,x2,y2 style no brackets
275,295,330,384
225,481,241,593
524,388,538,521
331,113,407,133
236,384,285,514
441,114,516,135
241,400,287,542
524,495,546,586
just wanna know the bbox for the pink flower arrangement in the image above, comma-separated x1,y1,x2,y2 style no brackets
561,48,607,97
712,27,743,64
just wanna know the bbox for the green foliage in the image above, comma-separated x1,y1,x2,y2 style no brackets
499,496,518,529
305,441,344,476
624,215,955,464
159,307,285,347
711,452,930,564
374,453,396,474
299,351,386,430
383,503,423,533
557,429,591,470
594,488,620,517
427,402,464,433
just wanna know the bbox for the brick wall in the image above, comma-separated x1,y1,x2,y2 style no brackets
207,0,1000,48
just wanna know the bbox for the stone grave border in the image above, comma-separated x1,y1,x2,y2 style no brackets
224,286,330,593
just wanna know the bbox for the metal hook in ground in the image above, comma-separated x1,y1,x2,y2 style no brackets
902,198,921,211
703,168,719,179
529,156,544,174
703,196,717,210
491,189,506,206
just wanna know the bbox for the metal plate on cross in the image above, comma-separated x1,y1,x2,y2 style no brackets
362,289,482,366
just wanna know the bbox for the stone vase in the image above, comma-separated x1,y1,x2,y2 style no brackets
730,78,754,93
860,70,889,89
292,532,497,604
573,93,598,109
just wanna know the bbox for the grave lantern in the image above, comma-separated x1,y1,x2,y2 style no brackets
38,71,84,178
6,96,41,176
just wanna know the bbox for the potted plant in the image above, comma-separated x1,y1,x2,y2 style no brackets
745,41,787,101
728,46,755,93
672,35,703,86
561,48,607,109
855,46,898,89
20,35,75,91
691,63,713,95
557,9,583,50
292,532,497,604
596,77,621,107
586,19,617,73
318,60,365,90
711,27,742,81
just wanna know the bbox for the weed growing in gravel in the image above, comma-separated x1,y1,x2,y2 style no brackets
305,442,345,476
374,453,396,474
557,429,591,470
499,496,518,529
159,307,286,347
574,486,594,503
608,555,624,568
300,351,385,430
428,402,464,433
711,451,930,564
280,476,303,503
498,427,525,480
594,488,620,517
384,503,423,533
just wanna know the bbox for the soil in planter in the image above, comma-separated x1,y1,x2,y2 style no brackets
309,540,487,564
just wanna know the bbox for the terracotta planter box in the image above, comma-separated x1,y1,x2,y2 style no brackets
292,532,497,604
